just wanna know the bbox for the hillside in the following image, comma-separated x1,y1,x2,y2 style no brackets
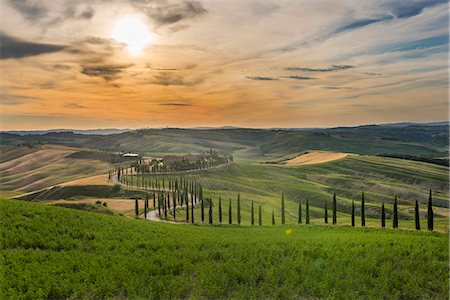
1,199,448,299
1,124,448,160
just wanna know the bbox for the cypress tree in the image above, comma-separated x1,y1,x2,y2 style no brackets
393,196,398,228
228,199,232,224
351,200,355,227
157,193,161,216
361,192,365,227
191,193,194,224
135,197,139,218
209,198,213,224
324,201,328,224
164,194,167,220
381,202,385,228
237,194,241,225
306,198,310,224
153,191,156,208
281,192,285,225
415,200,420,230
298,202,302,224
144,193,148,219
427,189,433,231
332,193,337,225
201,197,205,224
173,193,176,221
271,209,275,225
219,196,222,224
259,206,262,226
167,193,170,210
186,194,189,223
251,201,255,225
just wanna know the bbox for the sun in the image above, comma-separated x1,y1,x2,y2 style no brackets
112,16,153,55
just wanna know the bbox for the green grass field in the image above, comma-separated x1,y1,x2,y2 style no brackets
1,199,448,299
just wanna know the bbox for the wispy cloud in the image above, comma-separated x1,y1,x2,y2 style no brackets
286,65,354,72
80,64,132,81
282,75,316,80
246,76,278,81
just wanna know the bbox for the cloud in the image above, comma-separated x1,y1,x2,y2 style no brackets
0,32,66,59
130,0,207,27
65,103,87,109
7,0,47,22
385,0,448,19
322,86,353,90
80,64,132,81
0,94,38,105
79,7,94,20
286,65,354,72
153,72,204,86
246,76,278,81
282,75,316,80
159,103,193,107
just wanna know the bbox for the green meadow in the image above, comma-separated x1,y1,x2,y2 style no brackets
1,199,448,299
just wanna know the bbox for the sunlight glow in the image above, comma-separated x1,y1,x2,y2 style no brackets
112,16,153,55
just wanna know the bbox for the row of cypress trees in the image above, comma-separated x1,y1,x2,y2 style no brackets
128,173,435,231
278,190,435,231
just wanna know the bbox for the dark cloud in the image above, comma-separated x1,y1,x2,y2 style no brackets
0,33,66,59
386,0,447,19
246,76,278,81
153,72,204,86
159,103,193,107
81,64,132,81
286,65,354,72
7,0,47,22
130,0,207,27
282,75,316,80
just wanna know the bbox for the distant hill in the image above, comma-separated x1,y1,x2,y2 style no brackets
3,128,130,136
1,123,448,159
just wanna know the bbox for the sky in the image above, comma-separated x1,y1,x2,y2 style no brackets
0,0,448,130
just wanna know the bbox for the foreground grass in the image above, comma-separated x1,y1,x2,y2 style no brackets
1,200,448,299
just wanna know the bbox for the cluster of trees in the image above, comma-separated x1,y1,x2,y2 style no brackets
111,149,233,175
118,171,435,231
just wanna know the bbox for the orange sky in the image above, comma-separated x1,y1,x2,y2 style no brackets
0,0,448,130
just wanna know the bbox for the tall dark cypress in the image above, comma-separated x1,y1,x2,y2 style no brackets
351,200,355,227
332,193,337,225
237,194,241,225
271,209,275,225
251,201,255,225
164,194,168,220
173,193,176,221
381,202,385,228
281,192,285,224
135,198,139,218
427,189,433,231
209,199,213,224
158,193,161,216
415,200,420,230
393,196,398,228
219,196,222,224
228,199,232,224
298,202,302,224
324,201,328,224
167,193,170,210
153,191,156,208
361,192,365,227
191,192,194,224
144,193,148,219
201,197,205,224
259,206,262,226
185,194,189,223
306,198,310,224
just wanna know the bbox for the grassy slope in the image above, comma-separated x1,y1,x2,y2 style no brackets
136,155,448,231
1,199,448,299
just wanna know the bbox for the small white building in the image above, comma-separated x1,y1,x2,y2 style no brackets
123,153,139,157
